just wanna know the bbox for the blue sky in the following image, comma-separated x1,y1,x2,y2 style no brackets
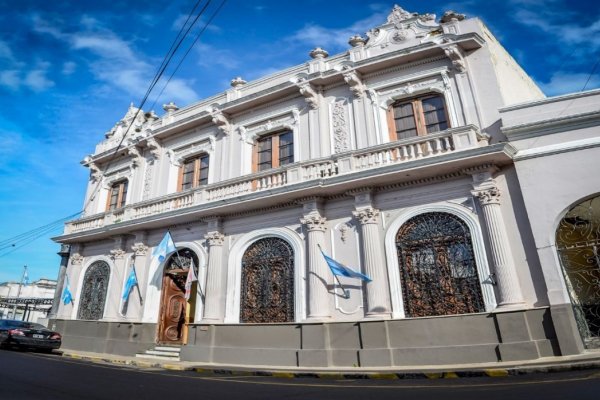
0,0,598,283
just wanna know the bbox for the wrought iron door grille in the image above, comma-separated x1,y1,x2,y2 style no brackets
77,261,110,320
240,237,294,323
396,212,485,317
556,195,600,348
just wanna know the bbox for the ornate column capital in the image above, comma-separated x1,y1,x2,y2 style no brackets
474,187,501,206
110,248,126,260
131,242,149,256
70,253,84,265
301,214,327,232
353,207,380,225
205,231,225,246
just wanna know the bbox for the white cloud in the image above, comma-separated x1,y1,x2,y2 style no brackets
172,13,221,33
196,42,239,69
62,61,77,75
0,70,20,90
24,69,55,92
287,10,387,51
0,39,16,62
537,71,600,96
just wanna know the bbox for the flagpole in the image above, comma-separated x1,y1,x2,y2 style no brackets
317,245,349,299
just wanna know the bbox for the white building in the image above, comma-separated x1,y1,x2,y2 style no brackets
51,6,600,366
0,279,57,324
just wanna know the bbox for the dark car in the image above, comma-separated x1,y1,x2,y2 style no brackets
0,319,61,352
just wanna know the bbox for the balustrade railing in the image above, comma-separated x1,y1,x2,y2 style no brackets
65,125,483,234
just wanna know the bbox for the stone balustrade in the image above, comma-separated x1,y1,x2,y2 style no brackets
65,125,483,235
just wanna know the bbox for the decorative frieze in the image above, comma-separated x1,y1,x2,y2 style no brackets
332,100,350,153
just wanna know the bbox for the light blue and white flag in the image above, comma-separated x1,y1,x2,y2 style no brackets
122,267,138,301
320,249,372,282
62,277,74,305
152,232,177,263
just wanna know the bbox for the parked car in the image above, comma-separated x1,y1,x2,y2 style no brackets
0,319,61,352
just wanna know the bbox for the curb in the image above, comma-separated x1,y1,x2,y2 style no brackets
59,352,600,380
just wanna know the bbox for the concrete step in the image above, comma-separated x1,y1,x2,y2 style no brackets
154,346,181,353
144,350,181,357
135,353,181,361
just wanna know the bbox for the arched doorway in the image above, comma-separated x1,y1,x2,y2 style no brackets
77,261,110,320
556,194,600,348
157,248,199,344
396,212,485,317
240,237,294,323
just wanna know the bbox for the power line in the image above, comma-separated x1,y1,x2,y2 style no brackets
0,1,223,258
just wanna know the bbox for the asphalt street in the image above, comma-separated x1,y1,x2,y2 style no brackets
1,349,600,400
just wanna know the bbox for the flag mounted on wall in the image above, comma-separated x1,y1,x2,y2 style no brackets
320,248,372,282
152,231,177,263
184,259,197,301
62,277,74,305
121,267,138,301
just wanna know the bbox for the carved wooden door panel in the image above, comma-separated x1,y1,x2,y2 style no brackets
157,272,186,344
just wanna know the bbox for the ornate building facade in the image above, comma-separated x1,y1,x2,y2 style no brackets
51,6,600,366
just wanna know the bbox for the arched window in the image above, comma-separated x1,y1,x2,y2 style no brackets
556,194,600,348
396,212,485,317
240,237,294,323
77,261,110,320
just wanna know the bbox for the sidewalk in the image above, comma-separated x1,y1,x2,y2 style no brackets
58,349,600,379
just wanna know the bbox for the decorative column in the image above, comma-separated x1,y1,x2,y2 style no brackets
472,174,525,308
300,200,330,320
203,218,226,322
353,207,392,317
49,244,71,319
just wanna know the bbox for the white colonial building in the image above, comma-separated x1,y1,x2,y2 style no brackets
0,279,57,324
51,5,600,366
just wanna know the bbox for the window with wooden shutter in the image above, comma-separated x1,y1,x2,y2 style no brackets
388,94,449,141
254,131,294,172
107,180,128,211
179,154,209,191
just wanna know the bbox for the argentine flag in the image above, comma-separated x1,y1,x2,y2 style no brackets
152,232,177,263
62,278,74,305
320,249,372,282
122,267,138,301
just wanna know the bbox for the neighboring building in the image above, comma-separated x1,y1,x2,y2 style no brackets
0,279,57,324
50,5,600,367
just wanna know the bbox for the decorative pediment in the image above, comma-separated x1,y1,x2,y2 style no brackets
168,137,215,167
376,74,450,109
237,109,299,144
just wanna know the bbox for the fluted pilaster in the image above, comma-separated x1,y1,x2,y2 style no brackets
353,207,391,317
203,231,225,321
474,187,524,307
300,214,330,320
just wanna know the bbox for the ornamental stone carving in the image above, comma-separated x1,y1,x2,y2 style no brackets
127,146,142,168
353,207,381,225
386,5,417,26
205,231,225,246
309,47,329,59
443,45,466,73
230,76,247,88
301,214,327,232
342,68,365,97
348,35,367,47
332,100,350,153
146,138,160,160
211,109,231,136
440,10,466,24
70,253,84,265
110,248,126,260
162,101,179,114
475,187,501,206
298,81,319,110
131,242,149,256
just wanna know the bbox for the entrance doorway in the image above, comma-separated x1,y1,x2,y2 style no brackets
556,194,600,348
157,249,199,344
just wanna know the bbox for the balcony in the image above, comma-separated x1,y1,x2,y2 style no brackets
63,125,490,236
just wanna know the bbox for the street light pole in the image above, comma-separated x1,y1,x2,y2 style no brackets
11,265,27,320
